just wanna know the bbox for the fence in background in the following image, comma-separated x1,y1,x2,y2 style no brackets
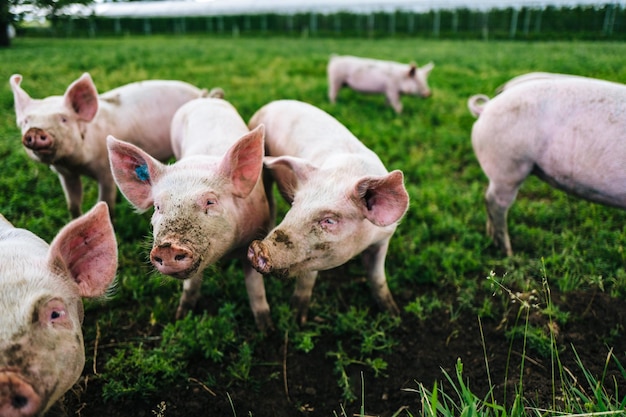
22,4,625,40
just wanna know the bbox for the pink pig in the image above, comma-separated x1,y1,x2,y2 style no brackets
0,202,117,417
247,100,409,324
10,73,208,218
107,98,273,330
468,72,626,256
327,54,434,114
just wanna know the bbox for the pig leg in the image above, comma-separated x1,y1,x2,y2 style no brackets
485,181,518,257
243,262,273,331
328,76,343,104
291,270,319,325
98,175,118,217
385,89,403,114
479,155,533,256
361,239,400,316
55,169,83,218
175,274,203,320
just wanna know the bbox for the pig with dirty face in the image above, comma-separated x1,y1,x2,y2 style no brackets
0,202,117,417
247,100,409,324
107,98,273,331
468,72,626,256
10,73,208,218
327,54,434,114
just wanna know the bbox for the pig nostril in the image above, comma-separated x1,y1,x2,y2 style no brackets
153,256,163,265
174,254,186,261
12,394,28,409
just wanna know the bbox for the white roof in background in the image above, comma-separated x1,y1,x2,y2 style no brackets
91,0,622,18
17,0,624,20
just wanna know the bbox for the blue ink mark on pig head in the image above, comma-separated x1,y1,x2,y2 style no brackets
135,164,150,182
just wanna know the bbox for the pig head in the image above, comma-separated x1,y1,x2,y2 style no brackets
469,73,626,256
10,73,207,218
107,98,272,330
327,54,434,114
0,202,117,416
247,100,409,324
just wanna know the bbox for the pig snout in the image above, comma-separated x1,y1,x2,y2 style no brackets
0,372,42,417
248,240,272,274
150,242,194,277
420,90,432,98
22,128,53,153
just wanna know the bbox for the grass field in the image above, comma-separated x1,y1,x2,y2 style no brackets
2,36,626,416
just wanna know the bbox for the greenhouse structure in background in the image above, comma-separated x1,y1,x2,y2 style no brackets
11,0,626,40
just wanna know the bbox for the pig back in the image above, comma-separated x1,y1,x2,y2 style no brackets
250,100,383,168
100,80,205,161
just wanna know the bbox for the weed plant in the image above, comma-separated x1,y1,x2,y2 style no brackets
2,36,626,415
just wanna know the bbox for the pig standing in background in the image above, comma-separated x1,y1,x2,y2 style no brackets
247,100,409,324
10,73,208,218
107,98,273,331
468,72,626,256
327,54,434,114
0,202,117,417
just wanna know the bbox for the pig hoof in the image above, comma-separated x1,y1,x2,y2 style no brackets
254,311,275,332
175,303,193,320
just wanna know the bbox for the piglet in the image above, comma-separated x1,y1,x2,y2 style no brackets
247,100,409,324
107,98,273,330
0,202,117,417
10,73,208,218
468,72,626,256
327,54,434,114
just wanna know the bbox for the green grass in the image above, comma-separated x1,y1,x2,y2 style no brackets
3,36,626,414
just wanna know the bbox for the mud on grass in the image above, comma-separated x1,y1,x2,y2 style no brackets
54,284,626,417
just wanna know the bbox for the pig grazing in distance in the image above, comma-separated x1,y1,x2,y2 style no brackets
0,202,117,417
247,100,410,324
10,73,208,218
327,54,434,114
468,72,626,256
107,98,273,330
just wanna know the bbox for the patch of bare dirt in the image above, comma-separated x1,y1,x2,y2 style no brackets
54,287,626,417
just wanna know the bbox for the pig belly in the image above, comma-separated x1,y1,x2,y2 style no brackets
532,136,626,208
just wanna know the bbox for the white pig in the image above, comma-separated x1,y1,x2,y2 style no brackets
247,100,409,324
327,54,434,114
107,98,273,330
0,202,117,417
10,73,208,218
468,72,626,256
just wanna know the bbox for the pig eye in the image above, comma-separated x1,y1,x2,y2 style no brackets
60,116,68,123
205,199,217,212
320,217,338,227
50,309,66,321
38,299,71,329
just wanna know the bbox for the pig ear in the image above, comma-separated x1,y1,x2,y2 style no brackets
107,135,163,212
219,124,265,198
0,214,14,233
48,202,118,298
408,62,417,78
352,170,409,227
10,74,32,122
64,73,99,122
264,156,318,203
421,61,435,75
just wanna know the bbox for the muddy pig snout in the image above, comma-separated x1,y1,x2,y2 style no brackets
22,128,53,152
248,240,272,274
150,242,194,276
0,371,42,417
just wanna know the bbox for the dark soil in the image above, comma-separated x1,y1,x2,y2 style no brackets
56,286,626,417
